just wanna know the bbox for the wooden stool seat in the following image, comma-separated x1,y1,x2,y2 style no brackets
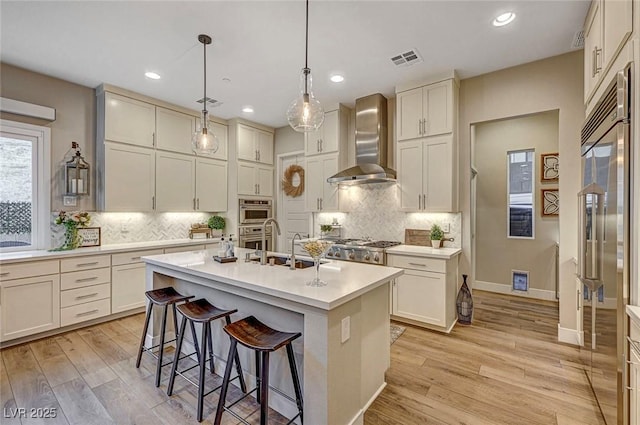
145,287,194,306
177,298,238,323
214,316,303,425
224,315,301,352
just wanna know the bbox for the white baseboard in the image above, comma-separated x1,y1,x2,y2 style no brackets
346,382,387,425
474,280,558,301
558,324,582,346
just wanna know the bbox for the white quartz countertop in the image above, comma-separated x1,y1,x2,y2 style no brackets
627,305,640,325
0,238,219,264
385,244,462,259
143,247,404,311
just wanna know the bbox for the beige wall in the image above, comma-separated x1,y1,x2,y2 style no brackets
0,63,96,212
475,111,559,293
274,125,304,155
459,51,584,336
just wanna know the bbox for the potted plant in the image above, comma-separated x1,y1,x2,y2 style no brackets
320,224,333,239
430,224,444,249
207,215,225,237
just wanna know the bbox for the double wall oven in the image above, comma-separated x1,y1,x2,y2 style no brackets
238,199,273,251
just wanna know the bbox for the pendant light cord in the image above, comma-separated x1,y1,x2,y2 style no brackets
304,0,309,95
203,38,207,115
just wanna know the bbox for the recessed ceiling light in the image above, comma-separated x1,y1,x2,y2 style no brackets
242,106,254,113
330,74,345,83
492,12,516,27
145,71,161,80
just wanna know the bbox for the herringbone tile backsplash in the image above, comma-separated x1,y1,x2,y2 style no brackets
50,212,212,247
316,184,461,248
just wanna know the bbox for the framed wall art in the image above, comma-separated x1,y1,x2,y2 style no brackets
541,189,559,216
541,152,559,182
78,227,101,247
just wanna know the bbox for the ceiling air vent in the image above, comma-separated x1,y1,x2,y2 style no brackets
390,48,423,67
572,30,585,49
197,96,223,107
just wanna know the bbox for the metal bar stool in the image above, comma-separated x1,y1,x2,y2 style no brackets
136,287,197,387
167,298,247,422
214,316,303,425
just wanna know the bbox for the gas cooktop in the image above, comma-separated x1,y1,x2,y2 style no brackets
327,238,401,249
323,239,402,265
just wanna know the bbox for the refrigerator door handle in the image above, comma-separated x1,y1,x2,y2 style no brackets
577,184,606,288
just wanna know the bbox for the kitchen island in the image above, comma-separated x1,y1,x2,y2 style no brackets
142,247,403,425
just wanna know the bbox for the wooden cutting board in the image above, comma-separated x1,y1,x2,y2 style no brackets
404,229,431,246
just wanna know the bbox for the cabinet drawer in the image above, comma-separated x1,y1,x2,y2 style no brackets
60,255,111,272
61,283,111,308
112,249,164,266
60,267,111,290
388,255,446,273
61,298,111,327
0,260,59,282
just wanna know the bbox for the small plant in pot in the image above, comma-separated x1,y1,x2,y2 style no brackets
207,215,225,237
430,224,444,249
320,224,333,239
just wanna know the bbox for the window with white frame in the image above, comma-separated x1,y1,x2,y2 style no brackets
507,149,534,238
0,120,51,251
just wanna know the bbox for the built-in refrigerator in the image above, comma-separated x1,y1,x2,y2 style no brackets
578,65,631,425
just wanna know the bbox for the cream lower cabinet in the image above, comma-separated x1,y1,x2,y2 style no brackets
111,249,163,314
388,253,458,333
398,135,456,212
60,255,111,327
101,142,156,211
1,274,60,341
305,154,339,212
630,345,640,425
238,163,273,197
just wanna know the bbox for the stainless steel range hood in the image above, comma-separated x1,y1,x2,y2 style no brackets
327,93,396,185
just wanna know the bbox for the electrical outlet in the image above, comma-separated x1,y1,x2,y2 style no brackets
442,223,450,233
341,316,350,343
121,222,129,233
63,196,77,207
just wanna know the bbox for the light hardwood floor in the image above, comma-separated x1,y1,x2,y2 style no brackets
1,291,605,425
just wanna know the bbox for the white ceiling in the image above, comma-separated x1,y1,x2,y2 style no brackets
0,1,589,129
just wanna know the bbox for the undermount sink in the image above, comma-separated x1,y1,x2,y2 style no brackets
250,255,315,269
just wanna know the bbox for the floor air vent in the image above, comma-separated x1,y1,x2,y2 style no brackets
196,97,223,107
391,48,423,67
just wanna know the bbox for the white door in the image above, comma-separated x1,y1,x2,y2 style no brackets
278,154,310,252
398,140,422,211
305,157,323,212
155,152,195,211
196,158,227,212
397,87,423,141
103,142,155,211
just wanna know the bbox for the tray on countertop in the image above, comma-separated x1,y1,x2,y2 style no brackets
213,256,237,263
404,229,431,247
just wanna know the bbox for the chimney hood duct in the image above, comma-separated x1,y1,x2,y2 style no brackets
327,93,396,185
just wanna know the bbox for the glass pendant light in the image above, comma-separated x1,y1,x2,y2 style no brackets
192,34,219,155
287,0,324,132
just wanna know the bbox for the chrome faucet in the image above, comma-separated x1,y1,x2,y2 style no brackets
290,233,303,270
260,218,281,265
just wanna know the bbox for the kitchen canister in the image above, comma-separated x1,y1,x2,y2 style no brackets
456,274,473,325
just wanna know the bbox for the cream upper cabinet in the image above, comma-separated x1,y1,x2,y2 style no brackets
1,274,61,341
304,109,340,156
196,157,228,212
236,123,274,165
398,135,456,212
583,0,632,103
104,92,156,147
101,142,155,212
238,163,273,197
155,151,196,211
155,107,195,155
397,80,453,141
305,154,339,212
